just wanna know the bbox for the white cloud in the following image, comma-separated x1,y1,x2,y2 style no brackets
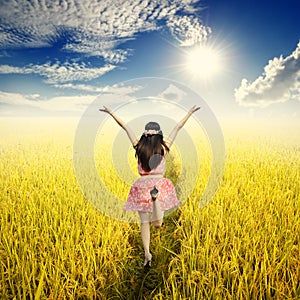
0,83,141,115
54,82,142,94
0,65,29,74
158,84,187,101
0,0,210,62
0,62,115,83
167,15,211,47
235,42,300,107
53,83,105,93
0,91,95,113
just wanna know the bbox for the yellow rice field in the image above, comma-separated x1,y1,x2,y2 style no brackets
0,117,299,299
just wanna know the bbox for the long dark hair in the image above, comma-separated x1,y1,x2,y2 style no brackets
134,122,169,172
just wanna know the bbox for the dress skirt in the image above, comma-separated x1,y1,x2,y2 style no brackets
123,175,179,212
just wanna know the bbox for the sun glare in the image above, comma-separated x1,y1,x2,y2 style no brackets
185,45,222,79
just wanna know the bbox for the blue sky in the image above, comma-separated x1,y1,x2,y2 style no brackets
0,0,299,119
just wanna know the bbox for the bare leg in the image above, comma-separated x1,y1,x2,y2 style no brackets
151,187,163,228
140,222,150,255
152,199,163,228
138,212,152,266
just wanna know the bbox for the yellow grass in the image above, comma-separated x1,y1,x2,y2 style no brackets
0,117,299,299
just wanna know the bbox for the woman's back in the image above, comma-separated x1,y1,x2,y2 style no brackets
138,157,166,176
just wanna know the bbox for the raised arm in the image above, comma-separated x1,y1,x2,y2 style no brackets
99,106,138,146
166,105,200,148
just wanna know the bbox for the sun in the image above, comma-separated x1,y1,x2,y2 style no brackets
185,45,222,79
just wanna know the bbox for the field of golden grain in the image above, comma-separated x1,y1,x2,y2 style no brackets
0,117,299,299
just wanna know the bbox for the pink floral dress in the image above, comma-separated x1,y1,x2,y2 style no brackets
123,157,179,212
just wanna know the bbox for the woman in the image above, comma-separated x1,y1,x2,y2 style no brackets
100,105,200,267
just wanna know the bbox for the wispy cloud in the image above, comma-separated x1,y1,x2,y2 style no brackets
54,83,142,94
0,83,141,115
0,91,95,113
0,0,210,63
0,62,115,83
53,83,106,93
0,50,11,58
167,15,211,47
158,84,187,101
235,42,300,107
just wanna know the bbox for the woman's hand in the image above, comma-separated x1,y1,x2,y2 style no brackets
99,106,112,114
189,105,201,115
